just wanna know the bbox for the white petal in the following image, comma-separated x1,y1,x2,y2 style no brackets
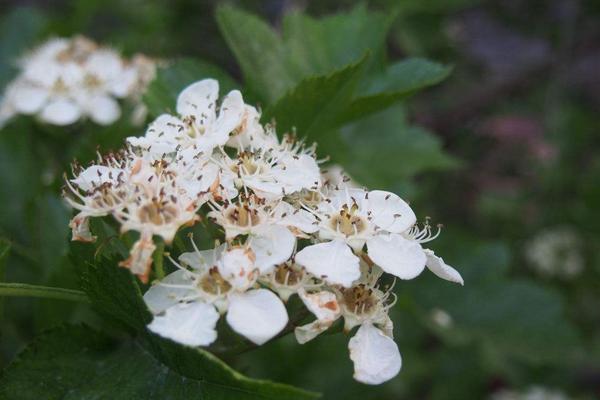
226,289,288,345
86,95,121,125
178,244,225,273
11,85,48,114
424,249,464,285
295,320,333,344
212,90,244,140
219,247,257,291
367,234,426,280
295,240,360,287
147,302,219,347
249,224,295,273
366,190,416,233
348,323,402,385
143,270,197,314
40,99,81,125
176,79,219,119
272,202,319,234
298,287,341,323
71,165,121,191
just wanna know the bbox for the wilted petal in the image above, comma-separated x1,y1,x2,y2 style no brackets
147,302,219,347
176,79,219,119
226,289,288,345
424,249,464,285
119,234,156,283
348,323,402,385
366,190,416,233
295,320,333,344
298,287,341,322
143,270,197,314
40,99,81,125
248,224,295,273
68,213,96,242
367,234,426,280
295,240,360,287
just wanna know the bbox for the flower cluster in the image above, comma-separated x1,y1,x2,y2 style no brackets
490,386,570,400
525,227,583,279
0,36,155,128
64,78,463,385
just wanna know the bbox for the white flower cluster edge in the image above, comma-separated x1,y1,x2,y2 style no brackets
64,78,464,385
0,36,155,128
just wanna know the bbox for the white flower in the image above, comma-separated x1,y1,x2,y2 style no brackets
296,187,463,286
208,196,319,273
144,243,288,346
213,136,321,200
490,386,570,400
0,36,155,127
128,79,244,155
294,273,401,385
525,227,583,279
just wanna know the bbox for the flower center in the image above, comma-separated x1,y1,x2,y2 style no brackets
198,267,232,295
330,204,365,236
225,204,260,227
274,263,304,286
83,73,103,89
138,200,179,225
341,284,376,315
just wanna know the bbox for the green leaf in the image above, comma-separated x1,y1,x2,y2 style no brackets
217,4,396,104
143,58,238,118
0,238,11,319
263,57,367,148
338,58,451,123
0,325,319,400
338,106,459,189
68,246,319,398
407,240,580,365
216,5,292,104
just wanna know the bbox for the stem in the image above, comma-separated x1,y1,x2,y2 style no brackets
153,241,165,280
0,283,90,303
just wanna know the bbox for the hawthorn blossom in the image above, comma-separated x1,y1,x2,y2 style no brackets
294,265,401,384
144,243,288,346
525,227,583,279
295,188,463,287
61,76,463,386
127,79,244,155
0,36,155,127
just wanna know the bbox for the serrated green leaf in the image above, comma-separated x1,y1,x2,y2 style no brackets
0,325,319,400
216,5,292,104
263,57,367,147
144,58,238,118
68,247,319,398
338,106,459,189
338,58,451,123
217,4,396,104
